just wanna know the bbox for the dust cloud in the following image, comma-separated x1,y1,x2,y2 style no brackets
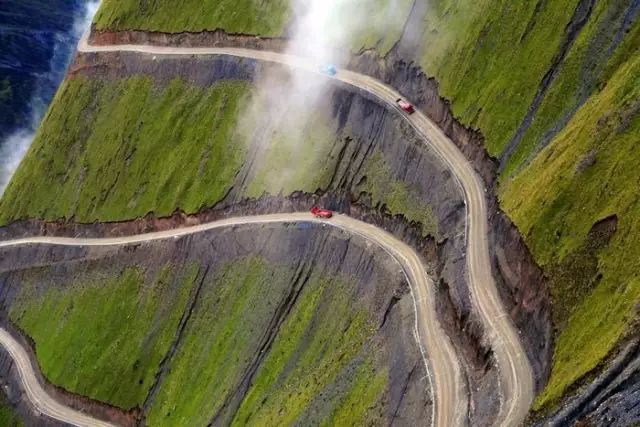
234,0,411,196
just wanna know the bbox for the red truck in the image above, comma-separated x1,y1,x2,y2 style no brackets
396,98,415,114
310,206,333,218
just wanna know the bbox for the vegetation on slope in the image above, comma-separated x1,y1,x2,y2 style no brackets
14,0,640,410
11,265,197,409
0,73,439,240
419,0,584,156
418,0,640,410
501,52,640,410
94,0,290,36
150,257,385,426
361,151,437,237
0,77,249,224
93,0,412,56
10,256,389,425
0,395,23,427
500,1,640,177
407,0,640,408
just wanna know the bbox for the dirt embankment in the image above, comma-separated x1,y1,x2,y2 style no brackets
0,223,430,425
90,27,288,52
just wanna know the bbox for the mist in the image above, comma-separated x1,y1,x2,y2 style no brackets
0,1,100,194
235,0,413,195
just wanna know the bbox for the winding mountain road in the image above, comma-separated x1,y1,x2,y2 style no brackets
0,36,534,426
1,213,458,427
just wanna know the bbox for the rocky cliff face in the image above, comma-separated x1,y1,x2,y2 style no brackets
539,338,640,426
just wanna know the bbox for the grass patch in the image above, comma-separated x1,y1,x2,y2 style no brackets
323,361,387,426
501,52,640,410
8,255,390,423
361,151,438,237
146,257,296,426
0,76,249,224
230,273,380,426
94,0,291,36
10,265,198,409
535,277,640,410
501,2,640,177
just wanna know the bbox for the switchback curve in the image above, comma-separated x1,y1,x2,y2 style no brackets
0,213,456,426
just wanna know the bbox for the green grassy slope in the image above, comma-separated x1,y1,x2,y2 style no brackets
395,0,640,407
93,0,412,56
10,257,389,425
6,0,639,412
361,151,437,237
0,395,23,427
419,0,640,410
501,52,640,410
500,2,640,177
149,258,385,426
0,77,249,224
0,74,438,237
419,0,583,156
94,0,290,36
11,265,197,409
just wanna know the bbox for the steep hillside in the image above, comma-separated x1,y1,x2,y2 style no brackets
0,223,429,425
94,0,291,36
0,76,250,222
502,51,640,410
93,0,414,55
0,55,441,239
0,50,543,425
0,0,638,424
413,1,640,416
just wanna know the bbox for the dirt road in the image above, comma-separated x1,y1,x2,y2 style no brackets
0,329,116,427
